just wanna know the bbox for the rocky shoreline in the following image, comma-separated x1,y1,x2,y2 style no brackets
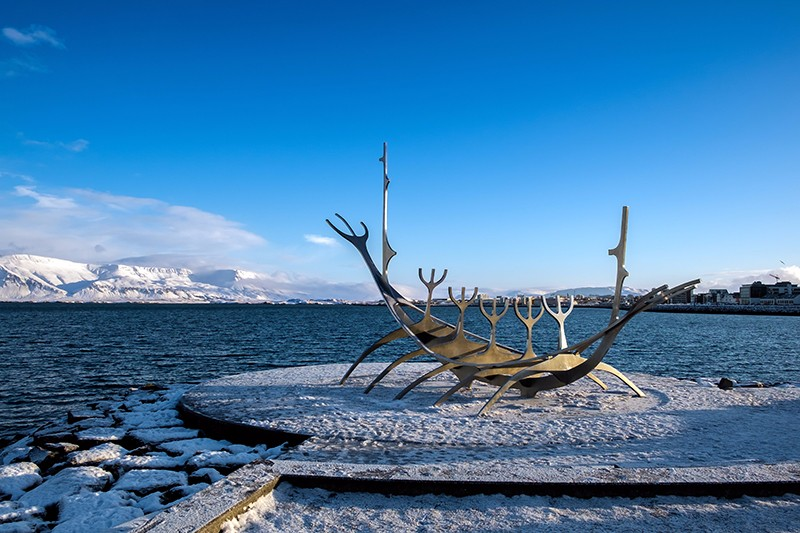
0,384,283,532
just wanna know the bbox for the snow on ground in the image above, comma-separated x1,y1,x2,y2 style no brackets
3,363,799,531
182,363,800,532
183,363,800,478
224,484,800,533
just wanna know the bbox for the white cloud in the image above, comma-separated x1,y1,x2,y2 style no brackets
1,185,266,263
697,266,800,292
14,185,77,209
2,26,64,48
304,234,338,246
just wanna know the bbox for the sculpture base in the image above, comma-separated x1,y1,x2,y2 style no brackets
179,363,800,491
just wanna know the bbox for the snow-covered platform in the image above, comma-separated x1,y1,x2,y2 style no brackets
180,363,800,496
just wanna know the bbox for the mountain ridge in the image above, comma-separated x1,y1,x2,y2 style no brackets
0,254,650,303
0,254,295,303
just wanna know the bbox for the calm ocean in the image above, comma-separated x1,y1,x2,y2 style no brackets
1,303,798,440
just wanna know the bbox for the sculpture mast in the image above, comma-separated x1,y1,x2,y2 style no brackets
380,142,397,281
607,206,629,324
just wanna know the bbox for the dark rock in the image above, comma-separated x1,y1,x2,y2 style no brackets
31,424,78,444
0,434,20,449
160,486,190,505
127,444,156,456
188,468,223,485
41,442,80,454
209,464,241,476
67,409,103,423
74,427,127,445
718,377,735,390
117,435,147,451
28,446,59,470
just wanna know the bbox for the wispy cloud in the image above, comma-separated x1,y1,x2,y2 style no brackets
0,171,34,182
19,133,90,153
1,184,266,263
2,26,64,78
14,185,77,209
304,234,338,246
2,55,48,77
60,139,90,152
2,26,65,48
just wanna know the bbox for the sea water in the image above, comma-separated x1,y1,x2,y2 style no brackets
1,303,798,439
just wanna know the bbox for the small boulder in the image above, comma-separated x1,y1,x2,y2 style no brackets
0,462,42,500
18,466,112,509
41,443,80,455
718,377,735,390
128,427,198,445
113,469,187,495
0,438,33,466
159,483,209,505
53,490,143,533
75,428,127,443
67,410,104,424
67,443,128,467
0,499,46,527
189,467,224,485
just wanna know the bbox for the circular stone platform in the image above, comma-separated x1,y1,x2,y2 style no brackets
180,363,800,488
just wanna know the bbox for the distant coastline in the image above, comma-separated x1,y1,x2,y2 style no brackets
2,301,800,316
579,303,800,317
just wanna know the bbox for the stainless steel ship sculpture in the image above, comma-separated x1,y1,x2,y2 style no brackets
329,144,699,414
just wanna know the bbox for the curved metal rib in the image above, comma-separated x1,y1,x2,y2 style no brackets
339,267,450,385
364,348,427,393
477,279,698,414
339,328,410,385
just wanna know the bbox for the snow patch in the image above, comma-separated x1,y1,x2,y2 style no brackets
53,490,143,533
18,466,112,509
158,438,230,458
103,452,186,471
66,443,128,466
128,427,198,444
113,469,187,494
0,462,41,499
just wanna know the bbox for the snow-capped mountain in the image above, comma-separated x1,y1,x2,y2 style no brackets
0,255,311,303
544,286,650,297
486,286,650,298
0,254,654,304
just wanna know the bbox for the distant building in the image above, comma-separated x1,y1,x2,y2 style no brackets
739,280,800,305
667,287,693,304
708,288,736,304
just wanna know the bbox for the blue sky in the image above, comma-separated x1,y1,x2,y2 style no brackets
1,1,799,296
